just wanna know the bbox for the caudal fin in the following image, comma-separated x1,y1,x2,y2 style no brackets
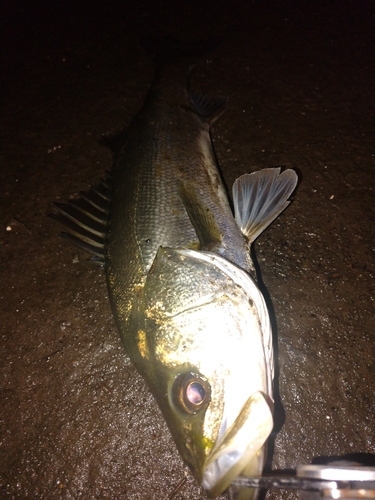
232,168,298,243
189,91,228,125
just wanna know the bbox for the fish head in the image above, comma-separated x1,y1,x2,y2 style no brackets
132,247,274,498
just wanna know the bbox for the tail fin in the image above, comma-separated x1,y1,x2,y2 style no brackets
189,91,228,124
232,168,298,243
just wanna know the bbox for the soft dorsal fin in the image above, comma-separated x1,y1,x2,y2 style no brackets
232,167,298,243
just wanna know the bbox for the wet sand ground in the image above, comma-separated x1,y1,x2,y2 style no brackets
1,1,374,499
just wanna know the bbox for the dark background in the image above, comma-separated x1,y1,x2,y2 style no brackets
1,1,374,498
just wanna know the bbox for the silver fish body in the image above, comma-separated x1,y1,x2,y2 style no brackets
106,62,252,351
51,50,297,499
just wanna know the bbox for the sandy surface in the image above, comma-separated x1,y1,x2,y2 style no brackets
1,1,374,499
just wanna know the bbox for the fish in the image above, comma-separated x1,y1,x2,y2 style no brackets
50,38,298,499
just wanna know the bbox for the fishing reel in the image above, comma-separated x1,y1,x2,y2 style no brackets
230,463,375,499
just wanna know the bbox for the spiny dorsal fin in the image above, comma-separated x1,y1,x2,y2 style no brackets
49,179,110,263
232,167,298,243
189,91,228,124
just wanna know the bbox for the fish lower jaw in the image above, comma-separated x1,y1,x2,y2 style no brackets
201,451,243,494
201,449,262,498
200,391,273,498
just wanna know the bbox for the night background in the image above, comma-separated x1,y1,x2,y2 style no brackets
1,1,374,498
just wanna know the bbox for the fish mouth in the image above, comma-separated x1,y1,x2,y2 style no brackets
201,391,273,498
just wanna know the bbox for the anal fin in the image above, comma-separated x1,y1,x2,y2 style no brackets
232,167,298,243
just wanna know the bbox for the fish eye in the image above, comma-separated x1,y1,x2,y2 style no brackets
173,372,210,414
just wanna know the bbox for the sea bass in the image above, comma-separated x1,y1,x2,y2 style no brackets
51,40,297,499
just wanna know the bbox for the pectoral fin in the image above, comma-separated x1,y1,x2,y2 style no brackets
232,168,298,243
179,182,223,252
